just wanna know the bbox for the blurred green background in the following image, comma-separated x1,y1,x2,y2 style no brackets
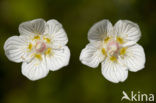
0,0,156,103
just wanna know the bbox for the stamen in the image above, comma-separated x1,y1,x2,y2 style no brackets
33,35,40,40
35,54,42,60
110,56,117,62
102,48,107,56
45,48,52,56
44,37,51,43
120,47,127,55
28,43,32,50
104,37,110,43
117,37,124,44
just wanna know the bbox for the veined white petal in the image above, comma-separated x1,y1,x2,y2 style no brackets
19,19,46,36
121,44,145,72
46,46,70,71
88,19,113,42
22,55,49,81
4,36,31,63
114,20,141,45
80,42,105,68
101,58,128,83
45,19,68,48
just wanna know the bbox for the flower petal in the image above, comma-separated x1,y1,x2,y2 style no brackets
114,20,141,46
22,55,49,81
46,46,70,71
4,36,31,63
80,42,105,68
88,19,113,42
121,44,145,72
19,19,46,36
45,19,68,48
101,58,128,83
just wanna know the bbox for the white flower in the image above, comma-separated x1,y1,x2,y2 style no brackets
4,19,70,81
80,20,145,83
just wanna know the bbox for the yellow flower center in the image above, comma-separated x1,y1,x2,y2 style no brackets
102,36,127,62
107,41,119,56
27,35,52,60
35,41,46,53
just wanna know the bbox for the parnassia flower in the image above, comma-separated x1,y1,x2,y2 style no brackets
4,19,70,80
80,20,145,83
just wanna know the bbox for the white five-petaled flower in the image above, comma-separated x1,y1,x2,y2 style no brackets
80,20,145,83
4,19,70,81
